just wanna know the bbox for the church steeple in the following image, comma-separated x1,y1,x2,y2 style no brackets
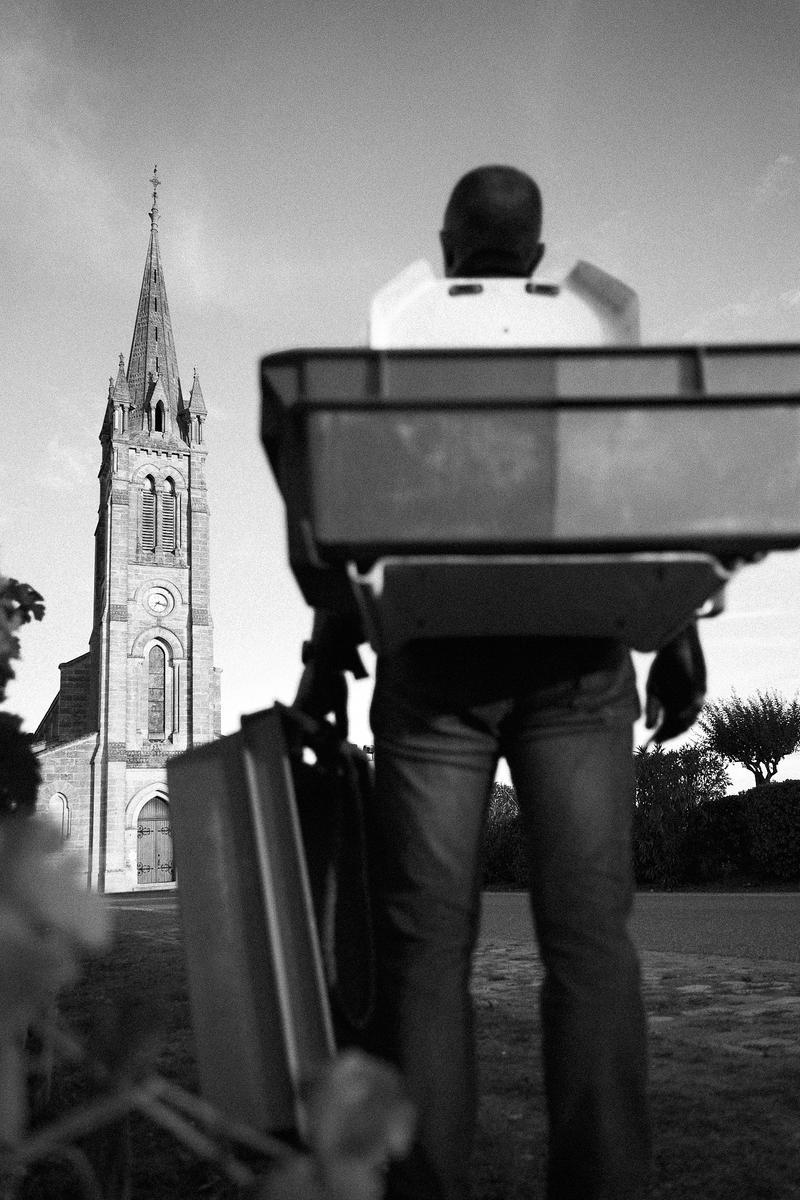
126,167,184,432
34,169,219,895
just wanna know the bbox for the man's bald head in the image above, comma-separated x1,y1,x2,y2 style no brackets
440,165,544,278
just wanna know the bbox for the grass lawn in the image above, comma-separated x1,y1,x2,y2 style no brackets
474,942,800,1199
17,898,800,1199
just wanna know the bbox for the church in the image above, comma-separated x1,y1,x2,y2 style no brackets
34,172,222,892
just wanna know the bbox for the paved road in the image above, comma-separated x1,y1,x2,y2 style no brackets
478,890,800,963
109,889,800,964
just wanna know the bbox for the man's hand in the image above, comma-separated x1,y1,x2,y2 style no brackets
292,609,367,741
645,622,707,743
294,656,349,740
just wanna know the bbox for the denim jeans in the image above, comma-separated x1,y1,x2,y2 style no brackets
369,637,650,1200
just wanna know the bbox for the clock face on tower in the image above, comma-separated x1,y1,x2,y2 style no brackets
147,587,173,616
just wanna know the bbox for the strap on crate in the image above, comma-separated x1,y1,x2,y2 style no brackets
276,703,377,1034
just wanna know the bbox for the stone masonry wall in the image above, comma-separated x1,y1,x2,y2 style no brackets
57,652,94,743
36,734,97,881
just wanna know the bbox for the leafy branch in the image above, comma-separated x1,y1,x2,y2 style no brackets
0,578,45,706
2,1015,415,1200
0,576,45,816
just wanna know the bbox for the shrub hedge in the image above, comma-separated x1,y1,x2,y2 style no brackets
482,778,800,889
739,780,800,881
680,779,800,886
683,793,752,884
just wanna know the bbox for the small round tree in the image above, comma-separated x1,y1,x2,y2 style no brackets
633,743,730,886
697,688,800,787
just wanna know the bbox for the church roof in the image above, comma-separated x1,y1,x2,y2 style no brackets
126,167,183,420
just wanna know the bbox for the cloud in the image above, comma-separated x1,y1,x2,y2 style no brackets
750,153,797,207
717,609,789,622
34,406,98,494
39,438,96,494
681,287,770,340
0,4,133,282
682,285,800,341
579,208,643,278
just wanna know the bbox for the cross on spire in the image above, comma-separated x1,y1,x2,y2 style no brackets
149,165,161,229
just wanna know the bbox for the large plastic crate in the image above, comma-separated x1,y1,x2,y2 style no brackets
261,344,800,644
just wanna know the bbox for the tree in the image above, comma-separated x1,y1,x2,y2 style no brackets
1,576,45,815
634,743,730,809
697,689,800,787
482,783,526,886
0,576,45,701
633,744,730,887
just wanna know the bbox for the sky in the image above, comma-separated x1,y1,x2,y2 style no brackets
2,0,800,793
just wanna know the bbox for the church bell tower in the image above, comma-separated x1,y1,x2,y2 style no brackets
88,168,221,890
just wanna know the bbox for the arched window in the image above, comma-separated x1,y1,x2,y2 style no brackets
45,793,70,840
154,400,165,433
142,476,156,550
148,643,166,739
161,478,176,551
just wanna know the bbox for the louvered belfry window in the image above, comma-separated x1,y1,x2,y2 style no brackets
142,477,156,550
162,481,176,551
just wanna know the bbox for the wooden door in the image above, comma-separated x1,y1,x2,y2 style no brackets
137,796,175,884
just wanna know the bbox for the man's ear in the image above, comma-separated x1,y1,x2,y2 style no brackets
440,229,457,275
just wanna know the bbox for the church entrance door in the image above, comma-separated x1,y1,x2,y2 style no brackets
137,796,175,884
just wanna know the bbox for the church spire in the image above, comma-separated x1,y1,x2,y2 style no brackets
126,166,183,430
